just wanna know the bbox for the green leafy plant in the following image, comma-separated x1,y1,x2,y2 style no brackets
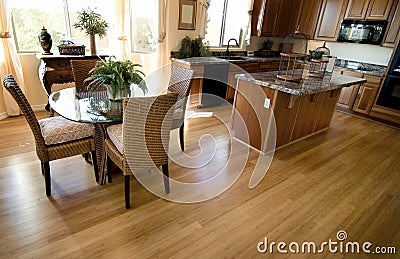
73,7,108,55
86,57,147,100
73,7,108,37
261,39,273,50
176,36,211,58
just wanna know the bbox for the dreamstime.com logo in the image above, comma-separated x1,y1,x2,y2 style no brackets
257,230,397,255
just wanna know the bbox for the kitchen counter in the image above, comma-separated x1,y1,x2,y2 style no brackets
231,72,366,152
334,59,387,77
171,56,281,66
235,72,367,96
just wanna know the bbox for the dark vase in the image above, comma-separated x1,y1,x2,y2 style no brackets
38,27,53,55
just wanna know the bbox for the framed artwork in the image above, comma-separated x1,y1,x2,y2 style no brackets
178,0,197,30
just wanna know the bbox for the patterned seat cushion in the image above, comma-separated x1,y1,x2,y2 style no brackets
107,124,123,154
38,116,94,145
173,107,184,120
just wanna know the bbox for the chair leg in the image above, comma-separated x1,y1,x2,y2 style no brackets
91,150,99,182
83,153,92,164
41,163,45,175
43,162,51,196
107,157,113,183
179,123,184,151
124,175,130,209
162,164,170,194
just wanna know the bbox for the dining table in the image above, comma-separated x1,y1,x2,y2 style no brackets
49,87,123,184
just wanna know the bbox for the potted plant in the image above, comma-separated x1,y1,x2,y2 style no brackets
86,57,147,101
73,7,108,55
176,36,211,58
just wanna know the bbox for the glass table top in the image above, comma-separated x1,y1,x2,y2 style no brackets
49,87,123,123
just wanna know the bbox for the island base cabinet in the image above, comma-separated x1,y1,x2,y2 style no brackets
232,80,341,153
231,81,276,151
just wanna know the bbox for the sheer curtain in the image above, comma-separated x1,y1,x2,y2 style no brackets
156,0,168,68
114,0,129,60
0,0,26,116
245,0,254,44
198,0,211,38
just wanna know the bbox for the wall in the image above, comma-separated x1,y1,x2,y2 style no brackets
247,36,393,66
130,0,201,96
2,1,196,114
308,40,393,66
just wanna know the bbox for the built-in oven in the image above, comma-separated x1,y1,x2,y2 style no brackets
377,75,400,110
337,20,388,45
377,40,400,110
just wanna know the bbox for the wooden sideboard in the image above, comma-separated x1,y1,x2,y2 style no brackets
36,54,106,110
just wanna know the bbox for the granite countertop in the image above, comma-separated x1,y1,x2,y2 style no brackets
171,56,281,65
236,72,367,96
334,59,386,77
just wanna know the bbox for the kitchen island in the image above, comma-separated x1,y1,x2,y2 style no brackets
232,72,366,152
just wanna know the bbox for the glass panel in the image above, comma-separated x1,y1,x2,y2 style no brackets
131,0,158,53
205,0,225,47
222,0,248,46
67,0,113,53
11,0,66,52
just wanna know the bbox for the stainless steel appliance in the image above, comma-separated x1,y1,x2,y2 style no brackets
337,20,388,45
377,44,400,110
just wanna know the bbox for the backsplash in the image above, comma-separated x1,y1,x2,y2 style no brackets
335,59,387,77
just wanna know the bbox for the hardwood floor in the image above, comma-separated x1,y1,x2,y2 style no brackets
0,106,399,258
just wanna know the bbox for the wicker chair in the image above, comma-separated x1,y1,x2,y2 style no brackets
105,93,178,209
2,75,98,196
70,59,100,94
168,65,194,151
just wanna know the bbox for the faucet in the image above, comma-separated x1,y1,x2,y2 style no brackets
226,38,239,56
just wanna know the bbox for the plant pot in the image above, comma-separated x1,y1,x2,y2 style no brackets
106,85,131,101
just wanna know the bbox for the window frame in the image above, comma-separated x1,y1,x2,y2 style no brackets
207,0,245,48
10,0,110,53
130,0,159,54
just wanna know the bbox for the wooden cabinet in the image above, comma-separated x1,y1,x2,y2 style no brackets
366,0,394,19
345,0,394,20
336,70,362,110
335,70,382,114
274,0,301,37
293,0,323,38
345,0,370,18
259,0,302,37
314,0,349,41
383,0,400,47
353,74,382,114
255,0,322,38
260,0,280,36
226,61,280,102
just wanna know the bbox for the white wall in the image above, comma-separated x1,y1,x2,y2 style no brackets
247,36,393,66
308,40,393,66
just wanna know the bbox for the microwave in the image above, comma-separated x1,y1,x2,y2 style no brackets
337,20,388,45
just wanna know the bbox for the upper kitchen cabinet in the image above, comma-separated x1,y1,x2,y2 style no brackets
314,0,349,41
383,0,400,47
292,0,323,38
345,0,394,20
260,0,281,36
345,0,370,19
255,0,301,37
254,0,320,38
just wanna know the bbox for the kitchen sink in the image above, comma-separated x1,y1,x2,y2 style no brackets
216,56,248,61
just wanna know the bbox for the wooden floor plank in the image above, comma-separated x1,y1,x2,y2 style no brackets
0,107,399,258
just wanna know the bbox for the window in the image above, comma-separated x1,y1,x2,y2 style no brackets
130,0,158,53
205,0,249,47
10,0,113,53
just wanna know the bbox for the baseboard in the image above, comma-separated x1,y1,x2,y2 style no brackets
0,105,46,121
31,104,47,112
0,112,8,121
